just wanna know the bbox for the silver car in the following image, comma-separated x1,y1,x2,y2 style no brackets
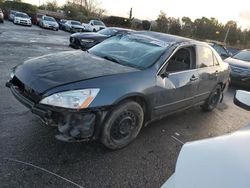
39,16,59,31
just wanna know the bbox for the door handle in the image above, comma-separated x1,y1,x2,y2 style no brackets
190,75,198,81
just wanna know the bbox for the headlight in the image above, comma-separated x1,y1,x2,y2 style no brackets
81,39,94,43
40,89,100,109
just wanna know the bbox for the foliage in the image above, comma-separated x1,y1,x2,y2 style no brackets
154,11,250,48
1,1,37,14
102,16,131,28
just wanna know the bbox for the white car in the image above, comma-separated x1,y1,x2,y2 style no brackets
162,90,250,188
40,16,59,31
13,12,31,26
87,20,106,32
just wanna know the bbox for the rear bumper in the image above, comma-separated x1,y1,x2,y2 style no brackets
7,82,110,142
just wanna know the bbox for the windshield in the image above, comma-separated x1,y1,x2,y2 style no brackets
15,13,29,18
44,17,56,22
93,20,105,26
233,51,250,62
71,21,81,25
89,34,168,69
98,28,118,36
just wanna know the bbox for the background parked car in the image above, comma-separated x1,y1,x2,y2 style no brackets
13,12,32,27
64,20,85,33
8,10,17,22
39,15,59,31
0,8,4,23
69,27,133,49
206,40,231,59
58,19,67,30
225,49,250,87
85,19,106,32
227,47,240,56
32,13,44,25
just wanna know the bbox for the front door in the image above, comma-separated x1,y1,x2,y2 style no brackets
154,46,199,116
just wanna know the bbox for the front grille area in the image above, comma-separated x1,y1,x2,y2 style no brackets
20,20,28,24
11,76,41,103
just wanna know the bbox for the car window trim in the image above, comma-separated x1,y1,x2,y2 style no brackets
157,43,196,76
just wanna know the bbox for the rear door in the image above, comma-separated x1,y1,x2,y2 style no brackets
194,45,220,103
154,45,199,116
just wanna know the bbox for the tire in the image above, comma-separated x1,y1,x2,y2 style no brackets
93,29,96,32
101,101,144,150
202,85,222,112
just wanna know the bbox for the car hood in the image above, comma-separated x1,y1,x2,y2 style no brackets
71,32,108,39
225,57,250,69
16,17,30,21
14,51,138,94
44,21,58,25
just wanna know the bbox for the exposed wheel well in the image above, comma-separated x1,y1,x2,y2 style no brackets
116,96,150,122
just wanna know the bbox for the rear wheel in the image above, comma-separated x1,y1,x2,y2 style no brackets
101,101,144,150
202,85,222,112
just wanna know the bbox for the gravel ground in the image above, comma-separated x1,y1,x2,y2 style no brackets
0,21,249,188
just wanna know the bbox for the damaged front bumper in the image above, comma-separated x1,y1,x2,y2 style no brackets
7,82,110,142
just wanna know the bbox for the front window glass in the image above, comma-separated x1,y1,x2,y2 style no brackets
89,34,168,69
93,20,105,26
71,21,81,25
233,51,250,62
166,48,192,72
44,17,56,22
15,13,29,18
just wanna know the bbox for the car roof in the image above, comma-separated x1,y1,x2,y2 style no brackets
205,39,226,46
44,16,54,18
15,12,28,15
133,31,199,45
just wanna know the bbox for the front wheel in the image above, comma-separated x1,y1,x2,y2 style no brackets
101,101,144,150
202,85,222,112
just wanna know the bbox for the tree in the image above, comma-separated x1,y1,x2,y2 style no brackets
168,17,181,35
46,0,58,11
68,0,105,18
181,16,194,37
142,20,151,30
156,11,169,33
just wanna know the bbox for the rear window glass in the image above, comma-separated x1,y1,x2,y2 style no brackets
197,46,214,68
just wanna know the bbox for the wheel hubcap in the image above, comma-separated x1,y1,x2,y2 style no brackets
111,111,137,140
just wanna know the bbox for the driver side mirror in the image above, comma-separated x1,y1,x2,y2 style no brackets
234,90,250,111
160,71,169,78
90,23,93,26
